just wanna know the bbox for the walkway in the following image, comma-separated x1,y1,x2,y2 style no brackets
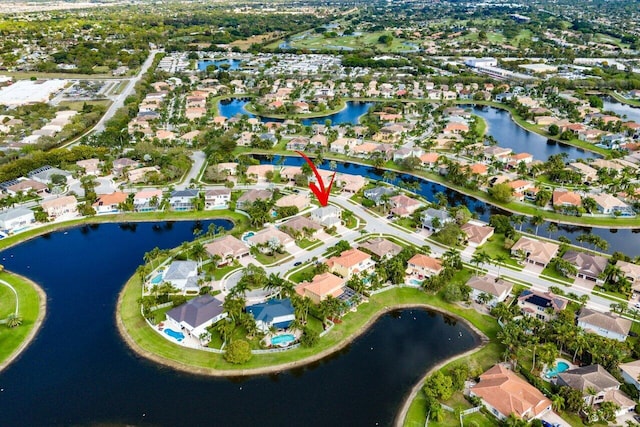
0,278,19,316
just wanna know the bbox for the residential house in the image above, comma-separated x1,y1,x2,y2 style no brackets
275,193,310,211
470,365,552,421
169,190,199,211
310,206,341,228
552,189,582,209
420,152,439,168
280,216,323,240
27,166,72,184
166,294,226,341
510,236,559,267
204,188,231,209
620,360,640,391
483,146,513,162
389,194,422,217
41,195,78,219
295,272,345,304
363,187,396,205
246,165,275,182
112,158,140,176
557,365,635,416
4,179,47,196
236,189,272,209
247,227,295,250
393,147,423,162
128,166,160,184
461,222,495,246
358,238,402,260
406,254,443,279
0,208,35,233
577,308,631,342
92,192,128,214
76,158,101,175
326,248,375,280
133,189,162,212
517,289,567,322
163,260,199,293
420,208,453,231
562,251,608,283
337,174,367,193
204,235,249,265
569,163,598,182
286,137,310,151
591,193,633,216
246,299,296,332
617,261,640,293
467,276,513,307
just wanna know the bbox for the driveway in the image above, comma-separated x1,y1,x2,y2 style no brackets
574,277,597,291
541,410,571,427
523,263,544,275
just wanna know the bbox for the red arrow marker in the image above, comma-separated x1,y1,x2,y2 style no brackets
295,150,336,207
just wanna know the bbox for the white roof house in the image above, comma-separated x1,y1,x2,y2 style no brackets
163,261,199,293
0,208,35,233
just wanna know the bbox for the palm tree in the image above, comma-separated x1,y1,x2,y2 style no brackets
493,254,508,278
191,242,207,268
547,222,558,238
551,394,565,412
6,313,22,328
442,248,462,270
531,215,544,235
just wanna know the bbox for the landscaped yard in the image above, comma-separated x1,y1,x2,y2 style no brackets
254,250,290,266
0,284,17,319
477,234,521,269
288,264,316,283
297,238,319,249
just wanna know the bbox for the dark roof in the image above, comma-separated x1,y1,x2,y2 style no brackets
170,189,199,198
518,289,567,312
166,295,224,329
246,299,294,324
557,365,620,393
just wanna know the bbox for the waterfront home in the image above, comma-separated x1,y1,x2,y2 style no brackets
133,189,162,212
420,208,453,232
517,290,567,322
420,152,439,168
286,137,310,151
327,248,375,280
393,147,423,162
41,195,78,219
92,192,128,214
280,216,323,240
470,365,552,421
204,188,231,209
330,137,359,155
577,309,631,342
552,189,582,209
617,261,640,292
0,207,35,233
483,146,512,162
569,162,598,182
557,365,634,416
275,193,310,211
620,360,640,391
591,193,633,216
309,205,341,228
510,236,559,267
76,158,101,175
389,194,422,217
561,251,608,284
236,189,272,210
406,254,443,279
4,179,48,196
247,227,295,250
163,260,199,293
246,299,295,332
363,186,396,205
27,166,72,184
461,222,495,247
296,272,345,304
166,294,226,341
358,237,402,260
467,276,513,307
246,165,275,182
204,235,249,265
337,174,367,193
169,189,199,211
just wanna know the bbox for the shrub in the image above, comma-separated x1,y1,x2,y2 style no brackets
224,340,252,364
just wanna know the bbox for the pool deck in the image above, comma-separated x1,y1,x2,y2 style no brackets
542,358,577,381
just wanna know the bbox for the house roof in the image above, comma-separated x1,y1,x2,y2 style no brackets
237,189,272,204
591,193,628,210
312,205,340,217
558,365,620,393
247,227,293,246
562,251,608,278
617,260,640,279
166,294,224,330
327,248,371,270
518,289,567,312
471,365,551,419
358,238,402,259
280,216,322,234
552,189,582,207
578,308,632,336
246,298,294,324
467,276,513,298
407,254,442,271
93,192,128,207
296,273,345,299
205,188,231,197
5,179,47,193
275,193,309,209
0,207,34,222
41,195,77,210
619,360,640,382
511,237,559,265
204,235,248,259
164,260,198,281
134,189,162,200
170,189,199,198
390,194,421,208
461,223,495,245
422,208,451,221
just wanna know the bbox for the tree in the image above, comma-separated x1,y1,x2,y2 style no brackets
423,371,454,400
433,222,463,246
191,241,207,268
553,257,578,278
548,124,560,136
442,248,462,270
6,313,22,328
531,215,544,235
224,339,252,364
488,182,513,203
535,189,552,207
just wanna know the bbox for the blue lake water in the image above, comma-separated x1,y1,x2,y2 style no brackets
0,220,478,426
198,59,242,71
602,97,640,123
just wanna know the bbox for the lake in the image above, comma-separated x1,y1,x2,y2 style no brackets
198,59,243,72
0,221,478,426
602,97,640,124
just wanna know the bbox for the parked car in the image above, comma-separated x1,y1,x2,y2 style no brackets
293,261,302,266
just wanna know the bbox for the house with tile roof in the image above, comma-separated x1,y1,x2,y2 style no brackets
421,208,454,231
577,308,631,342
275,193,310,211
163,260,199,293
591,193,634,216
41,195,78,219
552,189,582,208
461,222,495,246
470,365,552,421
0,208,35,233
204,188,231,209
166,294,226,342
358,238,402,260
389,194,422,217
279,216,323,240
510,236,559,267
204,235,250,265
295,272,345,304
406,254,443,279
467,276,513,307
247,227,295,251
620,360,640,391
310,205,341,227
236,189,272,209
133,189,162,212
562,251,608,283
92,192,128,214
617,261,640,293
517,290,567,322
246,299,295,332
327,248,375,280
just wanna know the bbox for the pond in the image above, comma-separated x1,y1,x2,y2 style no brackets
0,220,479,426
198,59,243,72
602,97,640,124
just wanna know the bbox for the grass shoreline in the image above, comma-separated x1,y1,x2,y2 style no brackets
0,271,47,373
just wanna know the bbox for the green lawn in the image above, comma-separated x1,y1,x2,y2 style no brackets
477,234,521,268
0,272,44,370
254,251,290,266
395,217,417,229
205,264,240,281
541,262,573,284
288,264,316,283
297,238,319,249
0,284,17,319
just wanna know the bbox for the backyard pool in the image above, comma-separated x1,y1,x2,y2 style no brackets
242,231,255,242
150,273,163,284
408,278,423,286
271,334,296,346
164,328,185,342
545,361,570,378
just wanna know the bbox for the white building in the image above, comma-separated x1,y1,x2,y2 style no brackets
0,208,35,233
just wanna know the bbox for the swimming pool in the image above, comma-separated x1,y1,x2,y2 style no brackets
271,334,296,346
545,361,570,378
150,273,164,284
408,278,423,286
242,231,255,242
164,328,185,342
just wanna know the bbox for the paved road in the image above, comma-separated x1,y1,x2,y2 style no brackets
176,151,206,190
